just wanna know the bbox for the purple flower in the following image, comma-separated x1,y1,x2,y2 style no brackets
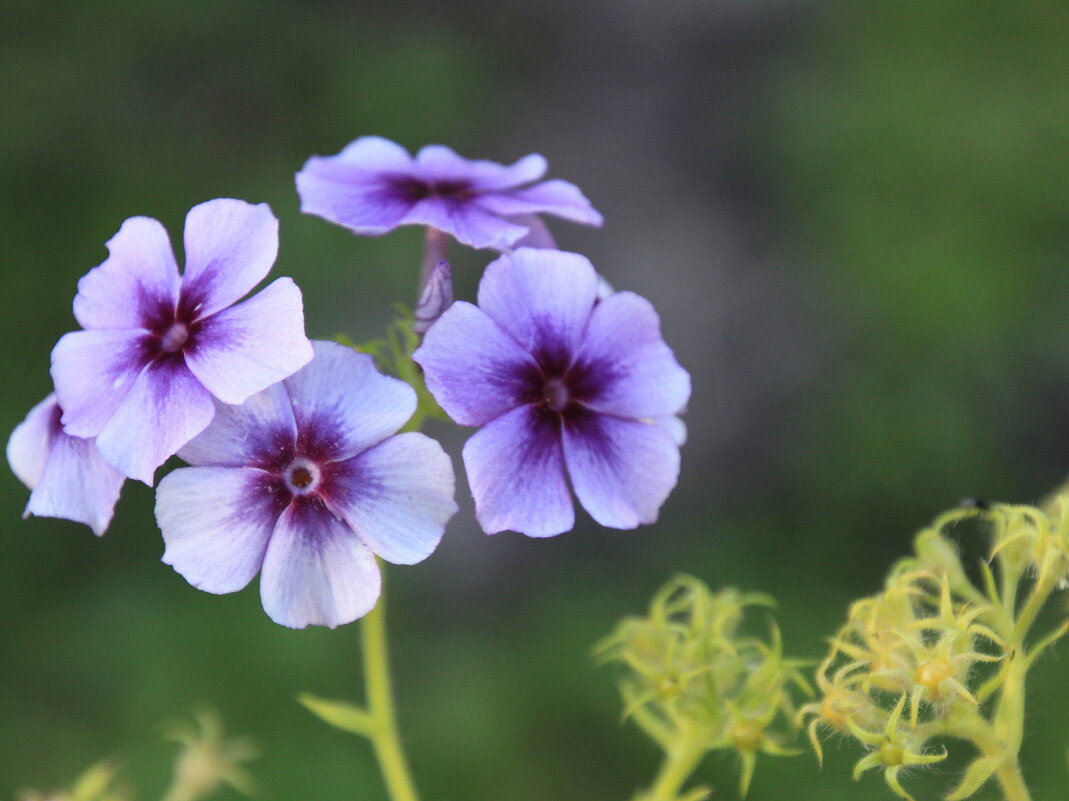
50,199,314,485
295,136,603,251
7,394,125,536
413,248,690,537
155,340,457,629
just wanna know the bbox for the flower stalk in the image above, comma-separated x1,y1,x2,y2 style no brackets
361,572,420,801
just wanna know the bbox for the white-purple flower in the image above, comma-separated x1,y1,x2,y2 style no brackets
295,136,603,251
413,248,690,537
155,340,457,629
50,199,314,485
6,394,125,536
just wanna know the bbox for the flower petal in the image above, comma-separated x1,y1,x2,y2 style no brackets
260,496,381,628
413,301,537,426
462,404,573,537
562,410,680,529
51,329,147,438
414,145,546,189
181,199,280,318
324,432,456,565
401,198,529,250
177,382,297,469
157,466,281,593
7,393,61,488
507,214,558,250
184,277,314,405
283,341,415,463
25,431,125,536
73,216,180,331
573,291,691,418
478,179,604,226
95,360,216,484
296,138,415,234
476,248,599,359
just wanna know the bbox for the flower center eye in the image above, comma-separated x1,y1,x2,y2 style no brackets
542,377,570,412
284,459,321,494
159,322,190,353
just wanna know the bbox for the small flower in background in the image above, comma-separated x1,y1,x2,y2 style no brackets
597,575,810,800
414,248,689,537
18,759,128,801
6,394,124,536
156,340,457,629
161,709,257,801
295,136,603,251
413,260,454,335
50,199,314,484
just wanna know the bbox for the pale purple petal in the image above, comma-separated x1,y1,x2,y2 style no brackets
573,292,691,418
26,431,124,536
260,497,381,628
476,249,599,358
413,301,537,426
8,394,124,536
95,361,216,484
413,260,454,335
562,412,680,529
508,214,557,250
283,341,415,462
51,329,146,438
296,138,415,234
401,199,529,250
334,136,415,173
478,179,604,226
73,216,180,331
7,394,59,488
184,277,313,405
414,145,546,188
462,405,573,537
181,199,280,318
157,466,281,593
324,433,456,565
654,415,687,447
177,382,297,468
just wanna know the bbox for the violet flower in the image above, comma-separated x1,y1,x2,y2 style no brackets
295,136,603,251
413,248,690,537
156,340,457,629
6,394,124,536
50,199,314,484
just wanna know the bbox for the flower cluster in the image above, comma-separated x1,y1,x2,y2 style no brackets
598,575,809,800
8,135,690,628
801,502,1069,801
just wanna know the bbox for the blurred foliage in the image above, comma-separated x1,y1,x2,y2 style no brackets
3,2,1069,801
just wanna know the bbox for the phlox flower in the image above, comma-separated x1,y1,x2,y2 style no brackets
6,394,124,536
295,136,603,251
413,248,690,537
155,340,457,629
50,199,314,484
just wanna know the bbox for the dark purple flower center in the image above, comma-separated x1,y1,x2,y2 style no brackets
159,322,190,353
141,290,207,365
390,176,476,204
542,377,569,412
284,458,321,495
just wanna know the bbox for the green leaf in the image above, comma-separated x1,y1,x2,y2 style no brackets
298,693,376,737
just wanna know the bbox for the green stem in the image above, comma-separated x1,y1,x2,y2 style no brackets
362,572,420,801
643,739,705,801
993,758,1032,801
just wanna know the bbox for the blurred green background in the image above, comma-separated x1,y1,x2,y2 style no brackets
3,2,1069,799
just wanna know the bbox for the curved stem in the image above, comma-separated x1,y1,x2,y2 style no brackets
643,740,705,801
362,572,420,801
